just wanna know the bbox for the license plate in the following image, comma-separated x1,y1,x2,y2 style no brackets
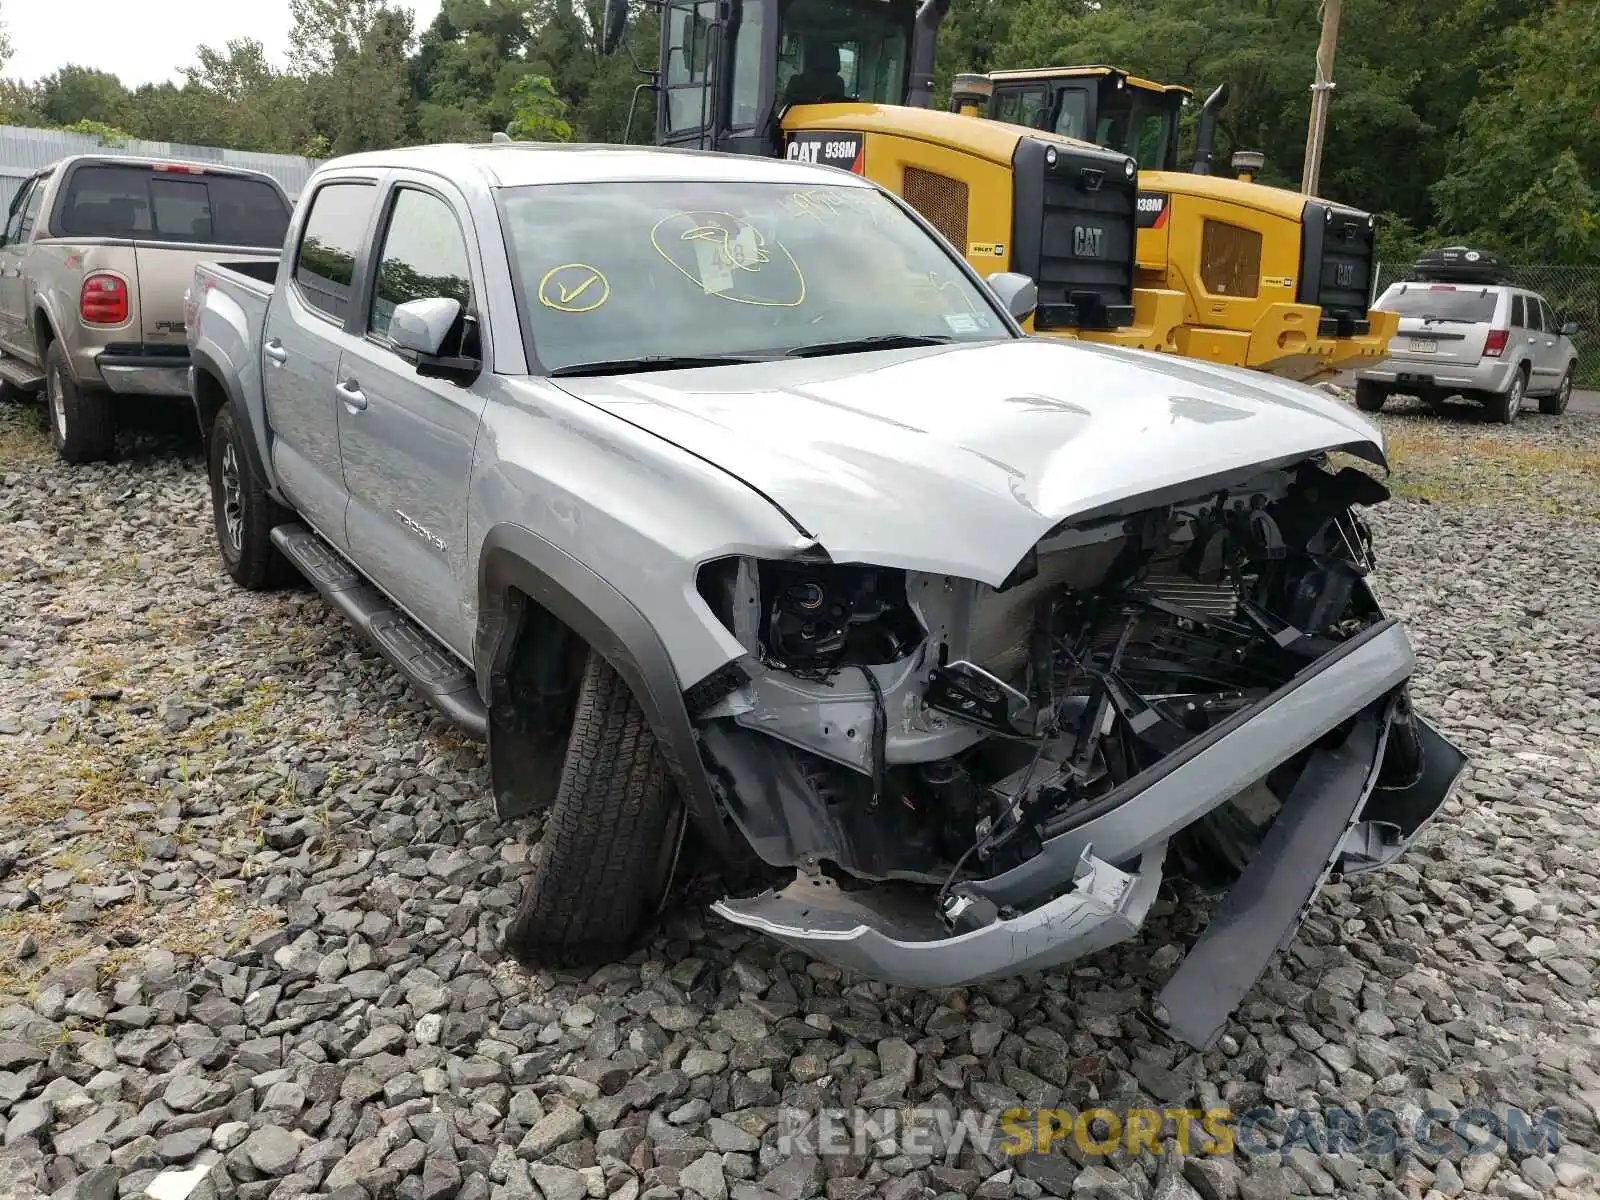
1410,337,1438,353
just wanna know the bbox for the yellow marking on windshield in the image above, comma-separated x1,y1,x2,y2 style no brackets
783,189,881,224
650,211,806,307
538,263,610,313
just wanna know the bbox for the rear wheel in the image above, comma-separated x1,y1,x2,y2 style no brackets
45,341,114,463
208,404,297,590
503,652,684,967
1540,367,1573,416
1486,368,1526,425
1354,380,1389,413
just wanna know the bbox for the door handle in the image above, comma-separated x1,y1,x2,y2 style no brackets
337,378,367,410
0,268,16,278
263,339,288,364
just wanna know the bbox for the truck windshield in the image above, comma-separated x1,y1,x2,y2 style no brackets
777,0,912,106
1378,287,1497,323
54,164,289,247
499,179,1010,374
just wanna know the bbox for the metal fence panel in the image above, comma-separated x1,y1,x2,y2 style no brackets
0,124,321,214
1374,260,1598,387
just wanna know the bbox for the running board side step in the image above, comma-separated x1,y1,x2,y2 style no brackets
270,523,487,739
0,353,44,393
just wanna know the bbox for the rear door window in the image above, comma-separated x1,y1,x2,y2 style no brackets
3,179,35,244
55,165,289,246
293,182,379,322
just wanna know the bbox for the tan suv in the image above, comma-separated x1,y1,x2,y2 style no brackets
0,154,290,462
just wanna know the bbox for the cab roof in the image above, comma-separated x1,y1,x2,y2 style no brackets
986,64,1193,100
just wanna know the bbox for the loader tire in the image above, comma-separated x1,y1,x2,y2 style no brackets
503,651,683,966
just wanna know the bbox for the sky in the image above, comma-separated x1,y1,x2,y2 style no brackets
5,0,445,87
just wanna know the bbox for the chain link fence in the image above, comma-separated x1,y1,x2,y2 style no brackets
1373,262,1599,387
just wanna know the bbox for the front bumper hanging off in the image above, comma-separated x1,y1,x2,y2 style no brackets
712,619,1467,1049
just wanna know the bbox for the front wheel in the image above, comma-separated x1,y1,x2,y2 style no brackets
1486,368,1526,425
503,652,684,967
1540,367,1573,416
1354,380,1389,413
207,404,297,590
45,341,114,463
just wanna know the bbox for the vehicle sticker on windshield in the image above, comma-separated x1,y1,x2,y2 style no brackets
652,211,805,307
538,264,610,313
943,312,984,333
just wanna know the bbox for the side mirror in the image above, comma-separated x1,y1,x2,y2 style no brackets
390,296,482,385
601,0,629,56
1561,320,1579,336
390,297,460,357
985,272,1037,322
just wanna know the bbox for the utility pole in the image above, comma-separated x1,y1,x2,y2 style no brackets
1301,0,1343,197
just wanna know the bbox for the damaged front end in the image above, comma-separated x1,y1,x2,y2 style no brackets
691,456,1466,1049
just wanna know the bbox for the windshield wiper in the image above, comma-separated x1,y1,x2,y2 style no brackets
784,333,954,358
548,353,772,377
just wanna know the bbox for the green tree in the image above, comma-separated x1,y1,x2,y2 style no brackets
290,0,417,153
1433,0,1600,262
506,73,573,141
34,66,130,128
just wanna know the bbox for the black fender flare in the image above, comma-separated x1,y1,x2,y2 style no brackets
188,347,280,499
476,524,731,857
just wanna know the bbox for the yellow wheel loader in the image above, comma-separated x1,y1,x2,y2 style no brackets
951,66,1399,381
599,0,1189,356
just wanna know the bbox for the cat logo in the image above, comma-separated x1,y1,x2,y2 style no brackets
784,132,864,174
1334,262,1356,288
1073,225,1105,258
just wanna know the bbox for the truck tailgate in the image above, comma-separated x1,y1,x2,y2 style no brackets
133,243,279,350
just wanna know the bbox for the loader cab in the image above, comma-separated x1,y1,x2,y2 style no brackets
647,0,918,157
977,67,1189,172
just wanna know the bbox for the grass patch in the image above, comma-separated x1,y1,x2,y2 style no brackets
1361,426,1600,519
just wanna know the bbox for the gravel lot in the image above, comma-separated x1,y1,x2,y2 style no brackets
1,391,1598,1200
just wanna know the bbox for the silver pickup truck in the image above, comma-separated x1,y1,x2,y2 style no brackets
188,141,1465,1049
0,154,288,461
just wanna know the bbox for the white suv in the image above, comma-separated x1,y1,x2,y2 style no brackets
1355,281,1579,422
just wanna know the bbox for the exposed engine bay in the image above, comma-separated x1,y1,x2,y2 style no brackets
690,454,1462,1044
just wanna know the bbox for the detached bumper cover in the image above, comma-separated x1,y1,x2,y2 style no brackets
712,619,1466,1046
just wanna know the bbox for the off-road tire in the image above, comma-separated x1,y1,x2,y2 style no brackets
504,652,681,966
45,340,114,463
208,403,298,590
1354,380,1388,413
1485,367,1527,425
1540,367,1573,416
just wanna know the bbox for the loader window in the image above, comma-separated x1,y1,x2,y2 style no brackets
777,0,912,106
1096,88,1175,169
1052,88,1090,140
663,0,718,134
994,87,1049,130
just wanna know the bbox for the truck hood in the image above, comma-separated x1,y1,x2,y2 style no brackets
553,338,1385,586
